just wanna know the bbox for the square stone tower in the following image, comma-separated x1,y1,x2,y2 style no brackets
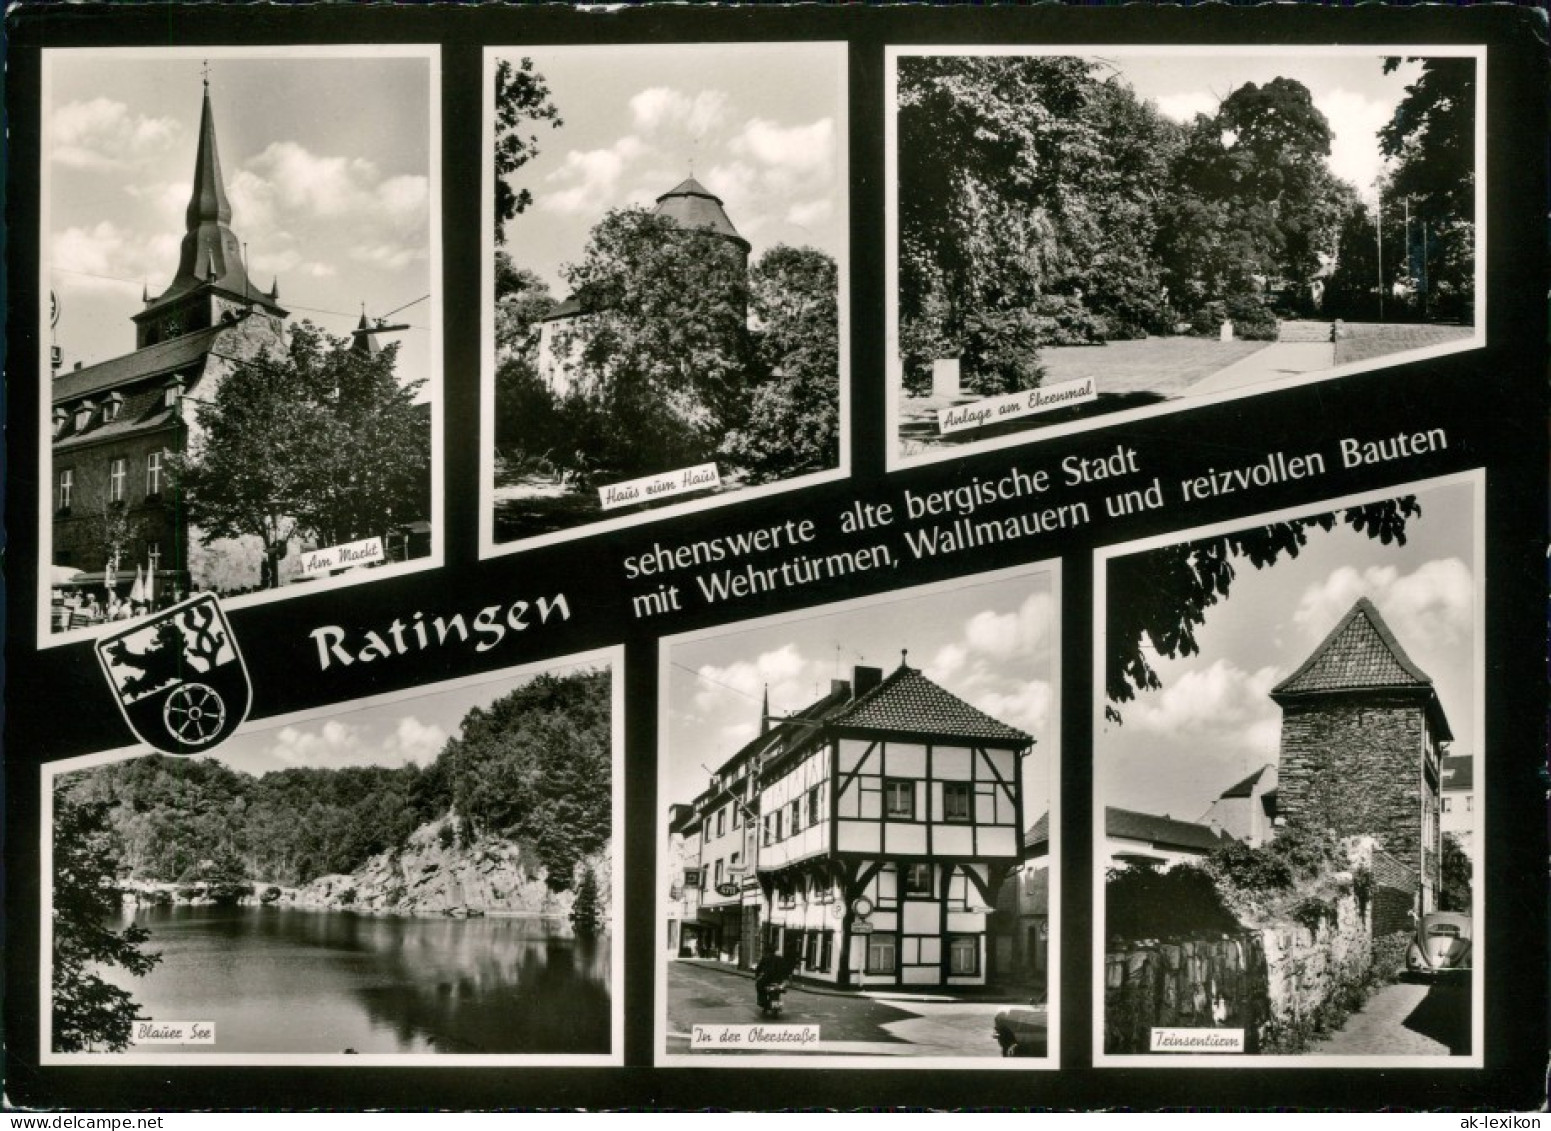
1270,598,1449,910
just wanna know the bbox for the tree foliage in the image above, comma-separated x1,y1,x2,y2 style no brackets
1106,498,1421,718
443,670,612,890
65,670,612,897
494,57,562,243
52,784,161,1052
1439,832,1472,912
1376,57,1477,320
553,209,752,478
175,322,430,588
718,245,841,482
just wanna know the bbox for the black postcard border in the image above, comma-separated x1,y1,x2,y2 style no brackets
4,1,1547,1112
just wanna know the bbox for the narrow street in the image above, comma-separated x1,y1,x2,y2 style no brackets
665,960,1041,1059
1307,978,1471,1056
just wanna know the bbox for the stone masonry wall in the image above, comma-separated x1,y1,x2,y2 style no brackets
1278,695,1428,881
1104,934,1271,1053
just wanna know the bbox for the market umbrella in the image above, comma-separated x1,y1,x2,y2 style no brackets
129,564,146,604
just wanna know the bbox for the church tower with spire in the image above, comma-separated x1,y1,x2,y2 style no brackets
132,78,286,350
49,77,294,606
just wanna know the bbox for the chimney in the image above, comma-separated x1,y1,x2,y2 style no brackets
829,678,851,697
853,666,883,698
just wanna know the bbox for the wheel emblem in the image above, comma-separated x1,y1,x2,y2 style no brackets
163,682,226,747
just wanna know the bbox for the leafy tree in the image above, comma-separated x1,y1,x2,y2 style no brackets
494,254,556,358
1160,78,1349,320
1106,498,1420,719
570,866,602,935
174,322,430,588
719,245,841,482
1378,57,1476,321
53,783,161,1052
1439,832,1472,912
494,57,562,243
553,209,752,478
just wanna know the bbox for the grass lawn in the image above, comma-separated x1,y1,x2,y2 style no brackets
898,336,1271,453
1334,323,1475,367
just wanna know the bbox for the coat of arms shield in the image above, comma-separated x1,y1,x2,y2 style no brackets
95,594,252,755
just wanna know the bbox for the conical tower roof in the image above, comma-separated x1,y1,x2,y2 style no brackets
652,177,750,251
1271,597,1452,740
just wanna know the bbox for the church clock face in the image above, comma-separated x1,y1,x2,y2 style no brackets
161,316,182,340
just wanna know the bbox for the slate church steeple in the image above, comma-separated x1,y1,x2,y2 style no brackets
133,75,285,350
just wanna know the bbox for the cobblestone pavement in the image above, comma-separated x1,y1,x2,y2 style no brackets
1307,978,1471,1057
664,960,1037,1059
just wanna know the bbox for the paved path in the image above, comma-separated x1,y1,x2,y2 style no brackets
1186,341,1335,395
665,960,1035,1059
1307,979,1471,1057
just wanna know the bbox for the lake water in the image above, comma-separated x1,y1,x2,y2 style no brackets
110,904,611,1055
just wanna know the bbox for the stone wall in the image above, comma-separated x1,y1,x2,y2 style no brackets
1277,694,1433,889
1258,887,1372,1045
1368,841,1419,937
1105,889,1375,1054
1104,934,1271,1053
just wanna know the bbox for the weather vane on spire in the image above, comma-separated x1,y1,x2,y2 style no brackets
201,60,210,89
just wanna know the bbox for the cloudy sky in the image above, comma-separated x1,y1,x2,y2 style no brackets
44,49,435,394
1098,478,1479,825
1108,52,1436,202
204,659,609,780
494,43,846,296
664,568,1055,821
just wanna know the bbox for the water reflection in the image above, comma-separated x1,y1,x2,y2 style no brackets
113,905,611,1054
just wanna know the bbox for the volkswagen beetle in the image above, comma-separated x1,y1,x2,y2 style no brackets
1406,910,1471,978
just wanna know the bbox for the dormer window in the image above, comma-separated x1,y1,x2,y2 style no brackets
103,392,124,423
52,407,68,438
163,379,184,410
74,399,95,432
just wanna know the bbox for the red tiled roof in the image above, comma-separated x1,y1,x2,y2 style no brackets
832,664,1030,745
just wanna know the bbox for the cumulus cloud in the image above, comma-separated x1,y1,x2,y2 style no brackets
266,719,363,766
539,137,649,216
51,221,173,294
1292,558,1474,653
731,117,834,175
52,97,181,170
263,714,446,769
693,643,811,717
786,198,833,229
975,678,1053,743
1129,659,1283,744
630,87,730,137
381,715,449,765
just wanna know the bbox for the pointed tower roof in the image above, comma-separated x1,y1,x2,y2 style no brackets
831,663,1031,746
140,80,282,318
351,309,382,357
652,177,750,251
1271,598,1452,739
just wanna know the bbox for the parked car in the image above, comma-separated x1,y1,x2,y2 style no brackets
992,995,1048,1057
1406,910,1472,978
